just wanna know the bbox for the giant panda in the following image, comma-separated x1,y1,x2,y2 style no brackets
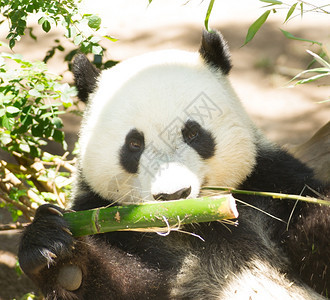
18,30,329,299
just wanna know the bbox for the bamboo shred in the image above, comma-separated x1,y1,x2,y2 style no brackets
203,186,330,206
63,194,238,237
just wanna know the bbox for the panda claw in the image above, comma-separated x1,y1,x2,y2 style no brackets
47,207,64,217
62,227,73,236
46,251,57,260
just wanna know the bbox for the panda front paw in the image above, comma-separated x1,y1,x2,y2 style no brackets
18,204,75,275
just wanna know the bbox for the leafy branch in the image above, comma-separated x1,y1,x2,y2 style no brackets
243,0,329,45
287,50,330,91
0,48,76,223
0,0,115,63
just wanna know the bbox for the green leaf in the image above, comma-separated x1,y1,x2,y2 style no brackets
0,107,6,117
89,36,101,44
74,34,83,46
306,50,330,69
288,67,329,85
92,45,103,55
6,106,20,115
19,142,30,153
104,60,119,69
87,15,101,29
42,20,51,33
280,30,322,46
204,0,215,31
284,3,298,23
259,0,282,4
104,35,118,42
66,26,77,39
41,192,57,201
38,17,46,25
10,208,23,222
0,132,12,146
9,39,16,49
243,10,271,46
40,112,54,119
34,83,45,91
30,145,41,157
55,175,72,188
52,117,63,128
28,27,37,40
21,114,33,127
295,73,330,85
28,89,42,98
1,114,14,130
52,129,64,143
31,124,44,137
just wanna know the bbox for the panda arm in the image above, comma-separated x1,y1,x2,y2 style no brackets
18,194,171,299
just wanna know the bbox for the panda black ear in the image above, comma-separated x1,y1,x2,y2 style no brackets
72,54,100,103
199,30,232,75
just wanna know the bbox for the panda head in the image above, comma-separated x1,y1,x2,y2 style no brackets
73,30,258,204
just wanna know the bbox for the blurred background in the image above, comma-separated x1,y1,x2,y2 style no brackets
0,0,329,298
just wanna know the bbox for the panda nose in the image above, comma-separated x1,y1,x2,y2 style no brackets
153,186,192,201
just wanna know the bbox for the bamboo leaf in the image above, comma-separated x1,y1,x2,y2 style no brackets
204,0,215,31
295,73,330,85
243,10,271,46
288,67,329,84
259,0,282,4
280,30,322,46
306,50,330,69
104,35,118,42
284,3,298,23
63,195,238,237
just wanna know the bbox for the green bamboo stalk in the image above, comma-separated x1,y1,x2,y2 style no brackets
202,186,330,206
63,195,238,237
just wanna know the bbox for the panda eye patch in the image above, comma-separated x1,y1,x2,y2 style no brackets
182,120,215,160
120,129,145,174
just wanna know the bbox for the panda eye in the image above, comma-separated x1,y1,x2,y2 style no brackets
182,123,200,143
128,138,143,152
186,127,199,141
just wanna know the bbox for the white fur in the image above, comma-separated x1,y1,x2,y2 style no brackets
78,49,257,204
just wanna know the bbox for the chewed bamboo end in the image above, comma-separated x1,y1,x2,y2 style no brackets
210,194,239,219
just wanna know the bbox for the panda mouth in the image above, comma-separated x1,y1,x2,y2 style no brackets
153,186,192,201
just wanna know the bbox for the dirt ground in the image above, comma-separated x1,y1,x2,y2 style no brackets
0,1,329,299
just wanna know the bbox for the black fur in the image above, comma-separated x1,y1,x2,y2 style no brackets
72,54,100,102
199,30,232,75
119,129,145,174
182,120,216,159
238,147,330,294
